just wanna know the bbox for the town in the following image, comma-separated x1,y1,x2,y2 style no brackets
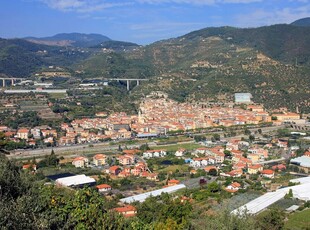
1,91,309,228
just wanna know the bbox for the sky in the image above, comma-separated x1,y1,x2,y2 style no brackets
0,0,309,44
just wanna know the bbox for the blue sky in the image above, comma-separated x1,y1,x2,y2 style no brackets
0,0,309,44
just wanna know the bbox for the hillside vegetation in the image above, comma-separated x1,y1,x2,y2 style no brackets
123,24,310,111
0,23,310,112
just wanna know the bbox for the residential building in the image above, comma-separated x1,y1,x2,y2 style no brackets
96,184,112,192
72,157,89,168
113,205,137,217
225,182,241,193
175,148,185,157
261,169,275,178
118,155,134,165
168,179,180,186
93,154,107,166
143,150,166,159
248,164,263,174
109,166,121,175
17,128,29,140
22,164,37,171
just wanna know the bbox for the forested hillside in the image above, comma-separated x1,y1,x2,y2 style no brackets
1,22,310,111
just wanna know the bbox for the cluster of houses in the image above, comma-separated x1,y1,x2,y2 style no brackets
1,97,305,149
0,125,57,146
71,152,159,182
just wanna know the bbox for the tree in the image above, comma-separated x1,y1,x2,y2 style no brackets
258,129,262,135
244,129,251,135
207,181,220,193
194,135,206,142
37,150,59,168
212,134,220,142
224,150,231,157
208,168,218,176
191,208,257,230
256,208,285,230
249,135,255,142
139,143,150,151
158,172,166,181
284,188,293,199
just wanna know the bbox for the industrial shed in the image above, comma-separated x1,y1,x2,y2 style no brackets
55,174,96,188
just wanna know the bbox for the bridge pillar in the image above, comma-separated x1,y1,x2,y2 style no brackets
11,79,14,86
127,80,130,91
2,79,5,87
137,80,140,86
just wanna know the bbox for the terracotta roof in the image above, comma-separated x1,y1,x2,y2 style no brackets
22,164,36,169
248,164,262,169
18,128,29,133
109,165,120,171
114,205,136,213
96,184,111,189
205,166,217,172
94,154,106,159
231,182,241,188
73,157,87,162
304,151,310,157
168,179,180,184
261,169,274,175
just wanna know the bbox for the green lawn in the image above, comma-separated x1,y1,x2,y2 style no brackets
152,143,203,152
284,209,310,230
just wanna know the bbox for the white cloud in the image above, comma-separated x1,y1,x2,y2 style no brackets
137,0,261,5
39,0,131,13
234,4,310,27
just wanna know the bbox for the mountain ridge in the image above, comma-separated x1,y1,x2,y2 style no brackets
1,20,310,112
291,17,310,27
24,33,111,47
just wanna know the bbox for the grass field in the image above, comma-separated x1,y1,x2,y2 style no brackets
152,143,203,152
284,209,310,230
157,165,189,173
48,93,67,99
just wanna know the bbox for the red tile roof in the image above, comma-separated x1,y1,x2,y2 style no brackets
96,184,111,189
261,169,274,175
113,205,136,215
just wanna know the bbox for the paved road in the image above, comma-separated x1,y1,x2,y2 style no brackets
7,125,284,160
259,157,286,165
8,142,144,160
7,140,187,160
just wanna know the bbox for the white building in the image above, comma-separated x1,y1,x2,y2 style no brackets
56,174,96,187
234,93,252,104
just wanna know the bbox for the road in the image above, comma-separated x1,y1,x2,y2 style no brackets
8,142,145,160
259,157,286,165
7,125,284,160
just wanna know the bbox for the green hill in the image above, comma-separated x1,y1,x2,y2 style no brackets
93,40,140,52
123,24,310,112
25,33,111,47
1,23,310,112
291,17,310,27
0,38,92,77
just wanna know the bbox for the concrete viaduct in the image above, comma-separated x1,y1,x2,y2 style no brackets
0,78,23,87
89,78,150,91
112,78,149,91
